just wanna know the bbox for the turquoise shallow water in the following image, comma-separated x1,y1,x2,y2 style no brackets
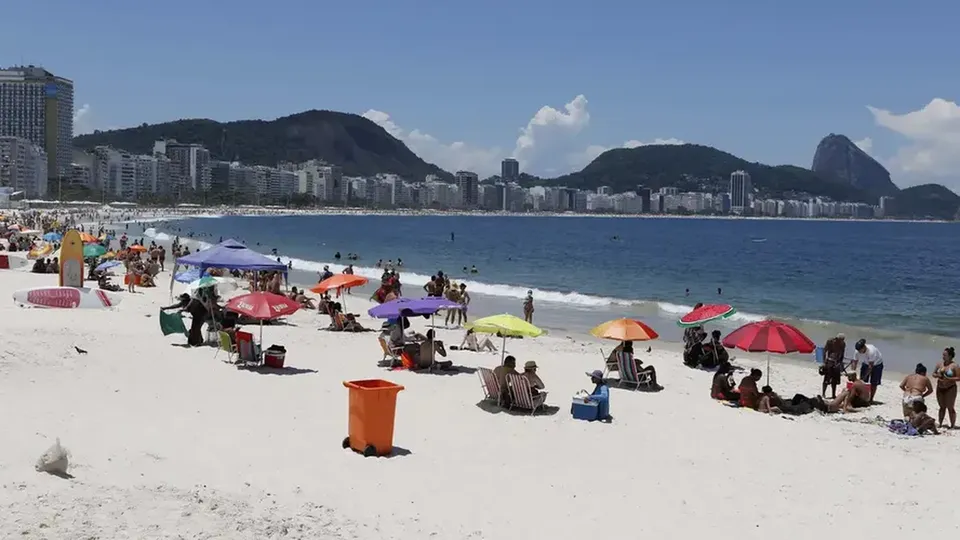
131,214,960,372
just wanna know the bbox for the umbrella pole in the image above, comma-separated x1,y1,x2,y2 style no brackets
259,320,264,352
500,334,506,365
766,353,770,386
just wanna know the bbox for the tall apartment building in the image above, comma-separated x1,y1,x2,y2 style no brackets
501,158,519,181
319,165,343,203
153,139,211,198
0,136,48,197
0,66,74,181
456,170,479,208
729,170,752,213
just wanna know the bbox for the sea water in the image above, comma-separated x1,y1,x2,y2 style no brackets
133,214,960,373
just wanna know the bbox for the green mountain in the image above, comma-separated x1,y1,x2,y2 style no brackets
73,110,449,179
549,143,871,202
891,184,960,220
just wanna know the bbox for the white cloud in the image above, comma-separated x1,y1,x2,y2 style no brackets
74,104,92,134
362,95,680,178
867,98,960,185
853,137,873,154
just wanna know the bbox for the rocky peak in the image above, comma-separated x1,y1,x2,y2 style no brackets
811,134,899,197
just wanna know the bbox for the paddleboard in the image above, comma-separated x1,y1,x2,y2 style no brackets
0,253,30,270
12,287,122,309
59,230,84,287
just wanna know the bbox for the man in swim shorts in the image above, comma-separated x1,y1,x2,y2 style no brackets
821,333,847,399
899,363,933,419
853,339,883,403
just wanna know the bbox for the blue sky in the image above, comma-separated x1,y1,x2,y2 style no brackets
3,0,959,187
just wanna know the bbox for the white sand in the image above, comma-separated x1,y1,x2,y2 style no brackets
1,267,957,539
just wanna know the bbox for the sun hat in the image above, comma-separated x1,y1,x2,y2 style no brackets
586,369,604,380
524,360,538,370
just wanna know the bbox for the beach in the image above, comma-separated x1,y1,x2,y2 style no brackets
1,246,958,538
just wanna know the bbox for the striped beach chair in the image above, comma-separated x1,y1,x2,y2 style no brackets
477,367,501,405
616,352,652,390
505,373,547,414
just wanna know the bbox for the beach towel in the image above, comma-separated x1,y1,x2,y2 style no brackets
159,310,187,336
887,419,920,437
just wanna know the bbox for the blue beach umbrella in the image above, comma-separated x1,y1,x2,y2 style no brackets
43,232,62,242
95,260,122,272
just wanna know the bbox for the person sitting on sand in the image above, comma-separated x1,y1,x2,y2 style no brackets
711,361,739,401
758,386,784,414
415,329,452,370
459,328,497,352
288,287,315,310
900,363,934,419
522,361,546,395
909,401,939,435
699,330,729,369
813,373,872,413
584,370,611,421
493,356,520,405
738,369,763,409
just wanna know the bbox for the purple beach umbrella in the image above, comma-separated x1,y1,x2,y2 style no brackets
367,296,461,319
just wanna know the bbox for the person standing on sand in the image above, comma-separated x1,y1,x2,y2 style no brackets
933,347,958,429
852,339,883,403
821,333,847,399
899,363,934,419
523,290,534,323
458,283,471,325
444,285,462,327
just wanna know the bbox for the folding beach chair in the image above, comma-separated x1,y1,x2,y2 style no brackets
378,336,403,364
616,352,653,390
477,367,502,405
505,373,547,414
235,331,261,366
214,331,236,363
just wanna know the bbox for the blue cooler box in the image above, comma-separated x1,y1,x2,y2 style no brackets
571,398,599,421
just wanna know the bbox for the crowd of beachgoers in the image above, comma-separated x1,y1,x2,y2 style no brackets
1,206,957,538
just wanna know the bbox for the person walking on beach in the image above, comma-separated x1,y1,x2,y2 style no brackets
933,347,958,429
523,290,534,323
899,363,933,419
852,339,883,403
821,333,847,399
457,283,471,325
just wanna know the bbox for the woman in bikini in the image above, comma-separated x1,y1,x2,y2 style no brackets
933,347,958,429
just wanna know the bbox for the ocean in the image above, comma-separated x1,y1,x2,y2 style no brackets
133,214,959,372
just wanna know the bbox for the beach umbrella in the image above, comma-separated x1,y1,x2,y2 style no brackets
722,319,815,385
95,260,122,272
590,318,659,342
19,229,41,236
367,296,460,319
677,304,736,328
225,291,301,346
102,251,116,260
83,244,106,258
6,224,20,231
43,232,62,242
467,313,545,363
129,245,148,253
174,268,203,283
311,274,369,310
186,275,237,295
78,232,98,243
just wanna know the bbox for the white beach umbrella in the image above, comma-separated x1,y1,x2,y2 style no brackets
185,275,238,295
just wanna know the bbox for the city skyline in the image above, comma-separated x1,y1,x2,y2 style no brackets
1,1,958,188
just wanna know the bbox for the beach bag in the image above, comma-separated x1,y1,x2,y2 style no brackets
35,438,69,475
159,310,187,336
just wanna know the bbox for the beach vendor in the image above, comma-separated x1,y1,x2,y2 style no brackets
584,370,610,421
821,333,847,399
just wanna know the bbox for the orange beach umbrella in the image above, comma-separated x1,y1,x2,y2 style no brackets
78,232,98,243
310,274,369,294
129,245,148,253
590,318,660,342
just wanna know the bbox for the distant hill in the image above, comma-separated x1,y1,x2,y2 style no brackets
811,134,899,197
548,143,870,202
73,110,449,179
892,184,960,220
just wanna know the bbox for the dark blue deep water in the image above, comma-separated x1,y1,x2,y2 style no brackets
140,214,960,371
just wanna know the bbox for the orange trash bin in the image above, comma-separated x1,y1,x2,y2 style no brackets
342,379,405,457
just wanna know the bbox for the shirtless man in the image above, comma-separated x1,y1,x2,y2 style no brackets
444,285,461,327
816,373,872,413
899,363,934,419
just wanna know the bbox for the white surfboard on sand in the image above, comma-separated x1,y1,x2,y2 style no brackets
0,253,30,271
12,287,123,309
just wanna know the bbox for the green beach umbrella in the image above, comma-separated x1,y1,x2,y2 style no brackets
83,244,107,258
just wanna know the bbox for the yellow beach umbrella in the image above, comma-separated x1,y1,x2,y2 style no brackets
467,313,544,363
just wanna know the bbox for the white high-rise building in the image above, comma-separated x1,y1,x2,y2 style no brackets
154,140,211,197
0,66,74,180
729,170,752,213
0,136,48,197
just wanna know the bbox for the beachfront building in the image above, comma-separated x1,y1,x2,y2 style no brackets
423,179,459,208
0,66,74,180
729,170,752,213
0,136,48,197
501,158,520,181
154,140,211,199
456,170,479,208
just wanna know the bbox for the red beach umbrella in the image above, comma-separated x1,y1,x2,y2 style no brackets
225,291,300,348
722,319,815,384
225,291,300,320
678,304,736,327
